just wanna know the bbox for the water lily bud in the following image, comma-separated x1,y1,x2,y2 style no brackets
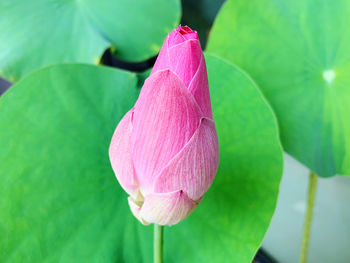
109,25,219,226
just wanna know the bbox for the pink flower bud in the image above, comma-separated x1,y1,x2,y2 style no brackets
109,25,219,226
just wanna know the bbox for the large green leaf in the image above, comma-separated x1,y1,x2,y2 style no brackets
207,0,350,177
0,0,180,82
0,56,282,262
163,54,283,262
0,64,153,262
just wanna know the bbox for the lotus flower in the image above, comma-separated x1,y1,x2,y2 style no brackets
109,25,219,225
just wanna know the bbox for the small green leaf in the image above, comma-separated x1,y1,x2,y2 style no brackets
207,0,350,177
0,0,181,81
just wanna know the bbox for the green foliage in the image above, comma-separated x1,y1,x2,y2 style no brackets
0,64,153,262
0,0,180,81
207,0,350,177
0,55,283,262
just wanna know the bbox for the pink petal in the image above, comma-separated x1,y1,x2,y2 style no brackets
131,70,203,195
154,118,219,201
167,31,187,47
188,54,213,119
109,109,138,197
168,25,199,47
182,31,198,41
139,190,197,225
180,26,198,41
151,35,170,75
151,38,203,89
151,26,202,90
168,39,202,88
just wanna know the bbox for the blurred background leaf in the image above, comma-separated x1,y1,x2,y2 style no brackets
207,0,350,177
263,153,350,263
0,0,181,82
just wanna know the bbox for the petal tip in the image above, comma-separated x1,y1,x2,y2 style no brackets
139,190,197,226
128,196,150,225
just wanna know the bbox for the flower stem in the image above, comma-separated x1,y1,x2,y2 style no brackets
299,171,318,263
154,224,163,263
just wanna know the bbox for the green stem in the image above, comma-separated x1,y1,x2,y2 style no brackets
154,224,163,263
299,171,318,263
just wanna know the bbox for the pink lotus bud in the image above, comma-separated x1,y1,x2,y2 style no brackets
109,25,219,226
